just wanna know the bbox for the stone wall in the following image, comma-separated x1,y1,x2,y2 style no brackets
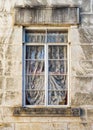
0,0,93,130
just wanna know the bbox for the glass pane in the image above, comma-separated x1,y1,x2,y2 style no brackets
48,75,67,104
26,61,44,74
49,60,67,74
48,46,67,59
47,33,68,43
26,46,44,59
25,32,45,43
48,91,67,105
26,75,44,90
48,75,67,90
26,90,45,105
26,75,45,105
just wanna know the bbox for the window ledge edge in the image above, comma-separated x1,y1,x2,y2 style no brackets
13,107,81,117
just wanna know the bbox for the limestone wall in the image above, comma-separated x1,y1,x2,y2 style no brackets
0,0,93,130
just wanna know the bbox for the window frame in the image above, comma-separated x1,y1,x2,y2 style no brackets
22,27,70,108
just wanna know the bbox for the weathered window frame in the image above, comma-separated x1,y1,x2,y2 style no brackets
22,27,70,108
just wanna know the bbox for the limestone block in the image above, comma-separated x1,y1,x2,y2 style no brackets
48,123,68,130
30,117,80,123
81,15,93,26
0,123,14,130
15,7,79,25
70,45,93,76
5,45,22,60
3,116,31,123
9,27,22,45
0,0,77,13
15,0,74,7
70,77,93,101
0,60,3,75
71,58,93,76
0,26,22,45
87,109,93,121
0,77,5,90
0,45,4,60
71,77,93,94
71,92,93,106
0,13,13,28
3,107,14,116
15,123,68,130
0,108,3,121
30,117,53,123
5,60,22,76
69,27,80,44
4,91,22,106
6,77,22,91
0,93,3,105
15,123,32,130
0,28,13,44
79,28,93,43
4,45,22,76
51,117,81,123
72,0,91,12
68,123,91,130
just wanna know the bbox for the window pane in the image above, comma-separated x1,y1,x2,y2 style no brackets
26,75,45,105
48,75,67,90
26,61,44,74
48,75,67,105
26,46,44,59
48,91,67,105
25,31,45,43
49,60,67,74
48,46,67,59
26,90,45,105
47,33,68,43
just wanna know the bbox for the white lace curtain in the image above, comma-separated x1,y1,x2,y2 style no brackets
25,32,68,105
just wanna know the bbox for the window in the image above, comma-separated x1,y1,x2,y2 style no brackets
23,28,69,107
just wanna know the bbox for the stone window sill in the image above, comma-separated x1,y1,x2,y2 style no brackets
13,107,81,117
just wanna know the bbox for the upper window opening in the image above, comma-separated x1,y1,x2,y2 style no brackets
25,30,68,43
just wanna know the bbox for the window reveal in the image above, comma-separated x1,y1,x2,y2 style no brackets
24,30,68,106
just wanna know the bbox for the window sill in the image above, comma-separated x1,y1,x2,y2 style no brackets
13,107,81,117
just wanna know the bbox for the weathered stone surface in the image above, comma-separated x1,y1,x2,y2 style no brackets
0,77,5,90
0,60,3,75
0,0,93,129
69,27,80,44
6,77,22,91
72,0,91,12
10,27,22,45
5,45,22,60
72,92,93,106
81,15,93,26
72,77,93,93
87,109,93,121
0,123,14,130
79,28,93,43
5,91,22,106
15,7,79,25
0,13,13,28
13,107,81,117
5,60,22,76
71,45,93,77
15,123,68,130
0,0,76,13
0,46,4,59
0,93,3,105
68,123,92,130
